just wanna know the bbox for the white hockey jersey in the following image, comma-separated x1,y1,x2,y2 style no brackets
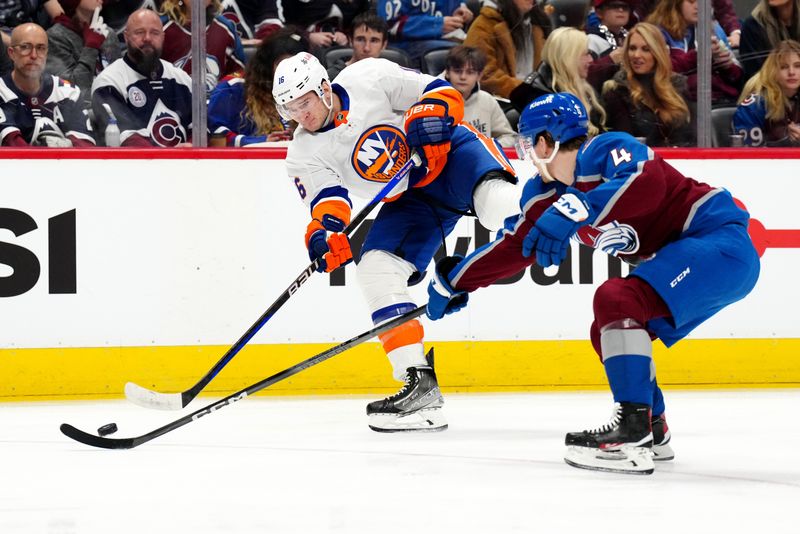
285,58,454,210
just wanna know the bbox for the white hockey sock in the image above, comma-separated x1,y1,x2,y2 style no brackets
387,343,427,382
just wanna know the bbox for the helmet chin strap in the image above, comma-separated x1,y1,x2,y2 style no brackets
528,141,561,183
320,86,335,128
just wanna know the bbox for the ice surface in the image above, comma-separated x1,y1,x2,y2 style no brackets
2,390,798,533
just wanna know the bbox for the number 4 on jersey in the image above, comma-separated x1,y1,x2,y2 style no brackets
611,148,632,166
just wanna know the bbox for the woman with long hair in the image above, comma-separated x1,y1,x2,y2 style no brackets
647,0,743,106
740,0,800,79
208,28,308,146
734,39,800,146
463,0,550,99
602,22,695,146
159,0,245,94
512,26,606,134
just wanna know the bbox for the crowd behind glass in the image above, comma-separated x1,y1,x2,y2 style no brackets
1,0,799,148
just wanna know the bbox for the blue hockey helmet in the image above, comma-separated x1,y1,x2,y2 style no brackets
517,92,589,145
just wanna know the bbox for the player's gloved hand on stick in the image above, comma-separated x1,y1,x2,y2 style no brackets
305,214,353,273
523,188,593,267
426,255,469,320
404,101,452,169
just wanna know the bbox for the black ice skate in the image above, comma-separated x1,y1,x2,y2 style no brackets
564,402,655,475
652,413,675,461
367,350,447,433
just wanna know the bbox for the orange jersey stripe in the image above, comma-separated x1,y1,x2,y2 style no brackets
420,86,464,125
460,122,516,175
378,319,424,353
311,198,352,226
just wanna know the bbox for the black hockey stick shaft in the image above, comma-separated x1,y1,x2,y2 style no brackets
129,154,420,409
61,306,427,449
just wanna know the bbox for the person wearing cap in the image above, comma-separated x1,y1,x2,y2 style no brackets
586,0,631,91
45,0,120,107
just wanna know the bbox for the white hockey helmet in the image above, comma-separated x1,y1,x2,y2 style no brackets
272,52,331,121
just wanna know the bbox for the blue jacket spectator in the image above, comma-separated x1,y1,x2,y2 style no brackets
377,0,473,65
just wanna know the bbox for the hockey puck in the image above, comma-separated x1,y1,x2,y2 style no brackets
97,423,118,436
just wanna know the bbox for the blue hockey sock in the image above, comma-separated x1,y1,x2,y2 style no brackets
600,327,655,406
652,382,665,417
603,355,654,405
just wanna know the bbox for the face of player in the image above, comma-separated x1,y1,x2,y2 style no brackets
533,136,578,185
627,31,656,75
447,63,481,99
512,0,535,14
597,1,631,32
125,10,164,69
681,0,698,25
577,48,592,79
285,84,332,132
351,26,386,62
778,52,800,96
8,24,48,81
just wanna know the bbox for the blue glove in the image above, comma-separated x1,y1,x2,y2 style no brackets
426,256,469,320
523,188,593,267
405,115,451,148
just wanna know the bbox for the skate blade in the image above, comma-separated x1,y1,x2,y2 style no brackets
368,408,448,433
653,442,675,461
564,445,655,475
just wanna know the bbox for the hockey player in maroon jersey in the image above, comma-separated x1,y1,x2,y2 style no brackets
426,92,760,474
1,23,95,146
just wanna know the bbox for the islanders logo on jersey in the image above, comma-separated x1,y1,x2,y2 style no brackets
351,125,411,184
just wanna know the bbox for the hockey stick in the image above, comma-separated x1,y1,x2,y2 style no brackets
61,306,427,450
125,153,421,410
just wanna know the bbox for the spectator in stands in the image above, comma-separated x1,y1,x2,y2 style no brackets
219,0,284,43
740,0,800,81
734,39,800,146
509,26,606,134
1,0,62,44
159,0,245,95
1,22,95,145
91,8,192,146
463,0,549,101
326,11,387,79
647,0,743,107
378,0,473,67
45,0,121,108
442,45,515,146
208,27,308,146
281,0,365,54
0,40,11,74
586,0,631,92
602,22,695,146
591,0,742,47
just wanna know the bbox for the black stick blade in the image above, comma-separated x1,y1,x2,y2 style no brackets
60,423,137,450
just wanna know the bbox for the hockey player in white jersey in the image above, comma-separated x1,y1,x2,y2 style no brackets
273,52,521,432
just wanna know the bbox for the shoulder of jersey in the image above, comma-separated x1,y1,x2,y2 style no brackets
337,57,397,83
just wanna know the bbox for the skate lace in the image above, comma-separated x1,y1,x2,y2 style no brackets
384,370,416,401
585,403,623,434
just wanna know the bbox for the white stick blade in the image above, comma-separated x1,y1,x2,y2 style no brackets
124,382,184,410
564,446,655,475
